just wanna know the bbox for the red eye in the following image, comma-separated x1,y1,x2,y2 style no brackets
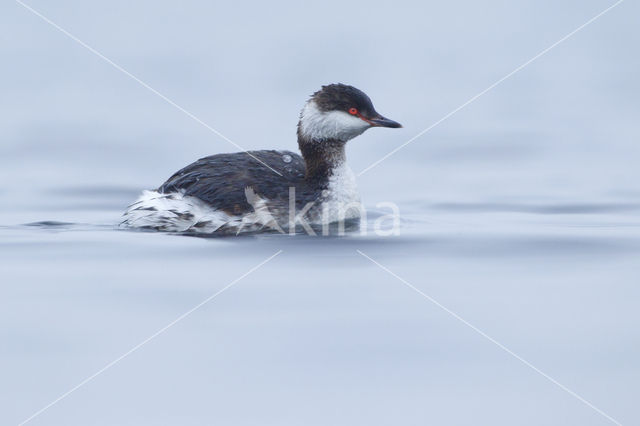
349,107,358,115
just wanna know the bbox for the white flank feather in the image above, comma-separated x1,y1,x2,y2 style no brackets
121,190,240,233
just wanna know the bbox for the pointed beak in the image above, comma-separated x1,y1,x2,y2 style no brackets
369,115,402,128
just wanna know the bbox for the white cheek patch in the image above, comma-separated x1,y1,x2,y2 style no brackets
300,101,370,141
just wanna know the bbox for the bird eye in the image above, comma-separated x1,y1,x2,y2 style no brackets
349,107,358,115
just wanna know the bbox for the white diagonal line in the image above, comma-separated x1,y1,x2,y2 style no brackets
18,250,283,426
358,0,625,176
15,0,283,176
356,250,622,425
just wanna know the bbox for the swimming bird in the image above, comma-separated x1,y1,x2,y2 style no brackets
121,84,401,234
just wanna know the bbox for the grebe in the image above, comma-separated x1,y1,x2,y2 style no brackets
121,84,401,234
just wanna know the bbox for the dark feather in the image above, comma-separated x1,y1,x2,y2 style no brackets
158,150,323,215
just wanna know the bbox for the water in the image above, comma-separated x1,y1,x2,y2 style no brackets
1,0,639,425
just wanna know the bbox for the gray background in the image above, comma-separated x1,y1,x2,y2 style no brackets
1,0,638,425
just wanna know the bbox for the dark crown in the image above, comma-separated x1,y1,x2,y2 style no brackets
311,83,376,116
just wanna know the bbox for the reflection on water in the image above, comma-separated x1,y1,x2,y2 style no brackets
431,201,640,214
7,185,640,259
24,221,77,228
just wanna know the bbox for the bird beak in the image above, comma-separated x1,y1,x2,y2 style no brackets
369,115,402,128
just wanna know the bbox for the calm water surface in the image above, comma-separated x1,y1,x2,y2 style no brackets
1,0,639,425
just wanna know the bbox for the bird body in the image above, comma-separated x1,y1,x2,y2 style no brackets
121,84,401,234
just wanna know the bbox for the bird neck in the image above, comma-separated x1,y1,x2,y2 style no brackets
297,133,347,182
